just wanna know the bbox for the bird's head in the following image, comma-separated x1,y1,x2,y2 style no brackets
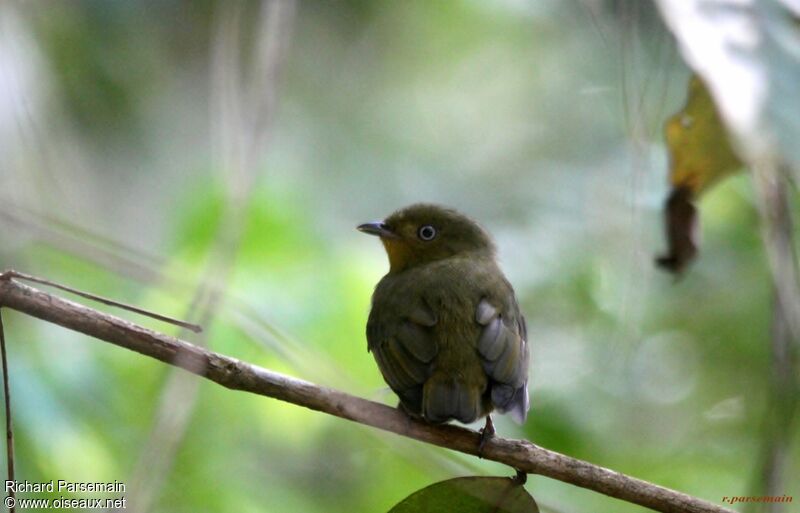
358,203,495,272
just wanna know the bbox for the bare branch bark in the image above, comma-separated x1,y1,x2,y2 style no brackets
0,275,733,513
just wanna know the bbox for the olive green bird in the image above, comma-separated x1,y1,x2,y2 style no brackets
358,204,530,444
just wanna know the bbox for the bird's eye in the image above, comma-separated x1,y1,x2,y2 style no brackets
417,225,437,241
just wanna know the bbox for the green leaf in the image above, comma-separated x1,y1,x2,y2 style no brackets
387,476,538,513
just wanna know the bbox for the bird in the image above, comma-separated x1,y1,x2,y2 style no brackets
358,203,530,449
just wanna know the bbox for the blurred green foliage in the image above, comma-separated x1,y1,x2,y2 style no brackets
0,1,797,513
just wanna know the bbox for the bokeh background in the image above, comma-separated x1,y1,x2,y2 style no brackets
0,1,796,512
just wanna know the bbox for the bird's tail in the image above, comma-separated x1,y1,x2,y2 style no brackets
422,374,483,424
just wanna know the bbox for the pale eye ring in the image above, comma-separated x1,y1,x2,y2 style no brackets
418,225,437,241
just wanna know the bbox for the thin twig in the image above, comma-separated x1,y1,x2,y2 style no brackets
0,276,734,513
749,163,800,513
748,292,799,513
752,162,800,347
0,311,15,513
0,270,201,333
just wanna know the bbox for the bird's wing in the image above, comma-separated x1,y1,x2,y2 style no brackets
367,302,438,415
475,295,530,423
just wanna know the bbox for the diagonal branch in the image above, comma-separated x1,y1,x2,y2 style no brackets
0,274,733,513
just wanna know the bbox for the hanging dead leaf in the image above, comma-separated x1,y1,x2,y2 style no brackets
655,186,698,274
387,476,538,513
656,75,744,274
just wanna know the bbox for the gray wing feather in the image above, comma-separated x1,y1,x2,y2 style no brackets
475,297,530,423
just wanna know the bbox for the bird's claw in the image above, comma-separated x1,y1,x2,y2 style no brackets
477,415,496,458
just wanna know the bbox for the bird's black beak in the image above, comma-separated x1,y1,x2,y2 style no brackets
357,221,398,239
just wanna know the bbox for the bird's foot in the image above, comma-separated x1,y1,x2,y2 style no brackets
477,415,496,458
512,469,527,485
